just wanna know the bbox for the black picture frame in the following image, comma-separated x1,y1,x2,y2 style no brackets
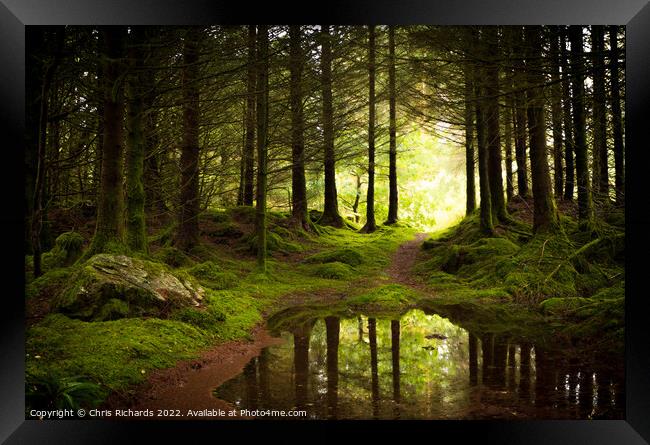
2,0,649,443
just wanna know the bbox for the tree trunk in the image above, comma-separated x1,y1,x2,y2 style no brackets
125,27,148,253
591,25,609,202
504,94,514,202
386,25,399,224
362,25,377,233
549,26,564,199
524,26,560,233
609,25,624,205
289,25,309,230
318,25,344,227
474,31,494,235
464,31,476,216
243,25,256,207
512,27,529,199
255,25,269,271
560,26,575,201
86,27,127,258
569,25,594,229
175,27,202,252
484,27,508,222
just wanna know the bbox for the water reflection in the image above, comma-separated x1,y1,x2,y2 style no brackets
214,309,624,420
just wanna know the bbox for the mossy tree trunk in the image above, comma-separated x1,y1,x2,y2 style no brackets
504,93,514,202
510,27,529,199
463,50,476,216
318,25,344,228
569,25,594,229
386,25,399,225
560,26,575,201
87,26,128,257
255,25,269,271
125,27,148,253
473,30,494,235
484,26,508,223
609,25,624,205
289,25,309,231
243,25,256,207
362,25,377,233
524,26,560,233
549,26,564,200
591,25,609,202
175,27,202,252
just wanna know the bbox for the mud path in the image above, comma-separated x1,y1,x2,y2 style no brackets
385,232,428,288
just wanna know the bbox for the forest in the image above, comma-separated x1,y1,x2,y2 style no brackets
25,25,625,420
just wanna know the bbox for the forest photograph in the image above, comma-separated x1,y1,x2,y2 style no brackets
24,24,625,420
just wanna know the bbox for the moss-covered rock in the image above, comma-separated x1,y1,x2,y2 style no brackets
170,306,226,330
304,248,363,267
186,261,237,290
239,232,303,254
54,254,205,321
307,261,354,280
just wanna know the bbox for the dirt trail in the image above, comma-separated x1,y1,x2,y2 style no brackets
105,232,429,419
386,232,428,288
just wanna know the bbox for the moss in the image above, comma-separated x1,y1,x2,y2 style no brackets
347,284,419,312
26,314,211,399
228,206,257,224
170,306,226,331
306,261,354,280
42,231,85,270
26,268,75,300
186,261,237,290
304,247,363,267
154,246,194,268
239,231,303,254
200,209,230,224
539,297,591,315
95,299,130,321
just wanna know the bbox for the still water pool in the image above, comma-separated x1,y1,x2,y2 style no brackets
213,308,623,419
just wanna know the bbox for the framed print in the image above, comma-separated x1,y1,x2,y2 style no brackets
2,0,649,443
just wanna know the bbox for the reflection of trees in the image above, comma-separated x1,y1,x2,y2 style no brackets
469,333,478,386
391,319,401,419
368,317,380,419
325,316,340,419
293,321,313,411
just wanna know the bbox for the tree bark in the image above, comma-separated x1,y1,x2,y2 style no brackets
524,26,560,233
243,25,256,207
569,26,594,229
289,25,309,230
255,25,269,271
549,26,564,199
504,94,514,202
484,27,508,222
591,25,609,201
386,25,399,224
86,26,128,258
318,25,344,227
609,25,624,205
473,30,494,235
362,25,377,233
125,27,148,253
512,27,529,199
464,31,476,216
560,26,575,201
175,27,202,251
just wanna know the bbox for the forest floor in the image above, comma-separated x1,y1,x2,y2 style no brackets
24,202,625,414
